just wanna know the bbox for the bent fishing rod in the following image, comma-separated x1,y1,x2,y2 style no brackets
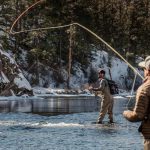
9,0,144,80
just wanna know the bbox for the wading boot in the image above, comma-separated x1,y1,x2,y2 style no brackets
97,120,102,124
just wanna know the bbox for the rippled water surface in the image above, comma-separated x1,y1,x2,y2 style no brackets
0,110,143,150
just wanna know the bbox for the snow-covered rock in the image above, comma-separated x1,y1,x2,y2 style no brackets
0,44,33,96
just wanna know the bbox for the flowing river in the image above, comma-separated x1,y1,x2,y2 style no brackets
0,97,143,150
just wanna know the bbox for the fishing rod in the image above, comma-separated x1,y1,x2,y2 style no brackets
9,0,144,81
9,0,44,35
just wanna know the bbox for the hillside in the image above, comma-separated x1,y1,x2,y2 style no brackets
0,0,148,95
0,42,143,96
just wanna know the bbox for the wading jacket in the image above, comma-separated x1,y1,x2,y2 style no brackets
92,78,112,102
123,76,150,139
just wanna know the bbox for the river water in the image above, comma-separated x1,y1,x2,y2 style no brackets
0,98,143,150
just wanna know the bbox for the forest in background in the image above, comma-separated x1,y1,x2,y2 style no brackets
0,0,150,87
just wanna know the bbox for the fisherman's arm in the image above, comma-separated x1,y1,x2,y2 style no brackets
92,79,105,91
123,88,149,122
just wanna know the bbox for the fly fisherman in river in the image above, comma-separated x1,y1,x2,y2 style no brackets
89,69,114,124
123,56,150,150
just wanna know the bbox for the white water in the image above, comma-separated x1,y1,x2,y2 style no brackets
0,111,143,150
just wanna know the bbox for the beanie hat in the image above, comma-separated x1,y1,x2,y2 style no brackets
138,56,150,70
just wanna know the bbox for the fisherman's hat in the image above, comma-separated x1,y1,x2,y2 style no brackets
98,68,105,74
138,56,150,70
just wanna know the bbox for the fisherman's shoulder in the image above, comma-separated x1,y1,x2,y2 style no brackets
100,78,108,83
137,81,150,98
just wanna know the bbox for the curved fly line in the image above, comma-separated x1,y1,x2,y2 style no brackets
9,0,144,80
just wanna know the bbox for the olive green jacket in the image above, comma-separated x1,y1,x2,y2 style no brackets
92,78,111,102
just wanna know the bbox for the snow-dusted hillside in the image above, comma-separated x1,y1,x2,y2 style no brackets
46,49,142,90
0,44,32,96
0,43,143,94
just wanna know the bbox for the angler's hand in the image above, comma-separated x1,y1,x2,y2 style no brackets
123,110,133,118
88,86,93,91
123,110,129,117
